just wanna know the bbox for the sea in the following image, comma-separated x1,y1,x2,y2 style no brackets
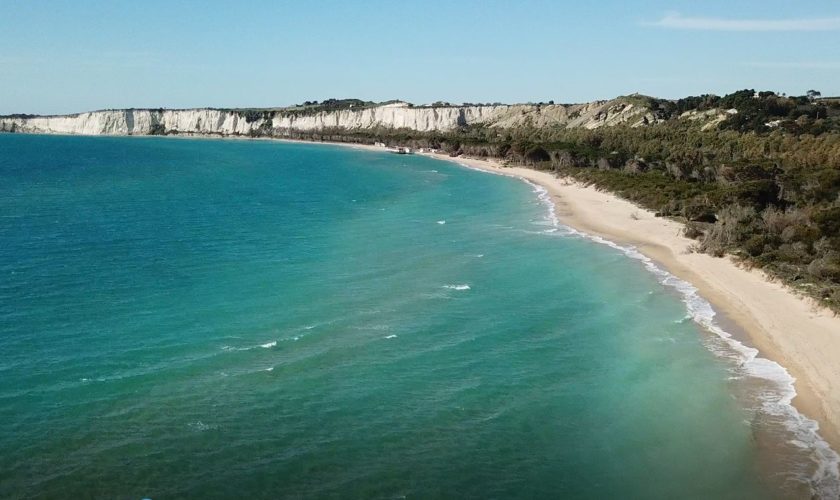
0,134,837,499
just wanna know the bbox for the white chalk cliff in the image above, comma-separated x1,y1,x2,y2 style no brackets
0,99,660,136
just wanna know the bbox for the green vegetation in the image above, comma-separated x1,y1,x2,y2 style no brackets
279,98,378,117
240,109,274,123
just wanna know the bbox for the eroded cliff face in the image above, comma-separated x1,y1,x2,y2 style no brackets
0,109,258,136
0,99,660,136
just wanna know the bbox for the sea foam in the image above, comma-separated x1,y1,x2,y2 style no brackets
443,284,471,291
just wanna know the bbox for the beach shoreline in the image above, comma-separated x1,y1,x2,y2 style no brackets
416,152,840,453
8,131,840,470
76,134,840,451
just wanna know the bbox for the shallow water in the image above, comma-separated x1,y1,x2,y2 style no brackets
0,134,835,498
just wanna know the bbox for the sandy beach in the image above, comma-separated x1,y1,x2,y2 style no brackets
415,152,840,452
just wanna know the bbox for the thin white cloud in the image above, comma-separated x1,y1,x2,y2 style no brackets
649,12,840,31
747,61,840,70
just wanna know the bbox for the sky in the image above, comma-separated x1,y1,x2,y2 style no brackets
1,0,839,115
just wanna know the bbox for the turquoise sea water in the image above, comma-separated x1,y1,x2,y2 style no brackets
0,134,836,499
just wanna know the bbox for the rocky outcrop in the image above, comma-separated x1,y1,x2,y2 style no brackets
0,109,259,136
0,99,662,137
679,108,738,131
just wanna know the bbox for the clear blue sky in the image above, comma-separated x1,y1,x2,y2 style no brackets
2,0,839,114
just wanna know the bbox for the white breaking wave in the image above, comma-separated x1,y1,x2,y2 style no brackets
443,284,471,291
187,421,217,432
221,345,253,352
527,182,561,229
461,162,840,498
384,334,398,339
437,220,446,225
260,341,277,349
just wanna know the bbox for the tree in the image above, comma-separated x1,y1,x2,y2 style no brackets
807,90,822,102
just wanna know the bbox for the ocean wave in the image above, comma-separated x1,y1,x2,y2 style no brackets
455,161,506,176
674,315,692,324
460,163,840,498
437,220,446,225
528,182,561,228
187,421,217,432
443,284,471,291
221,344,253,352
220,324,322,352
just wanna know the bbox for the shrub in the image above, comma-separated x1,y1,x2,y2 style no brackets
684,223,705,239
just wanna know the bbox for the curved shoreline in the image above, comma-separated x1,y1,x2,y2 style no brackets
7,132,840,492
263,140,840,494
302,140,840,493
39,133,840,451
419,152,840,487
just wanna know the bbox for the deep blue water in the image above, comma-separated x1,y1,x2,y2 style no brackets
0,134,832,498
